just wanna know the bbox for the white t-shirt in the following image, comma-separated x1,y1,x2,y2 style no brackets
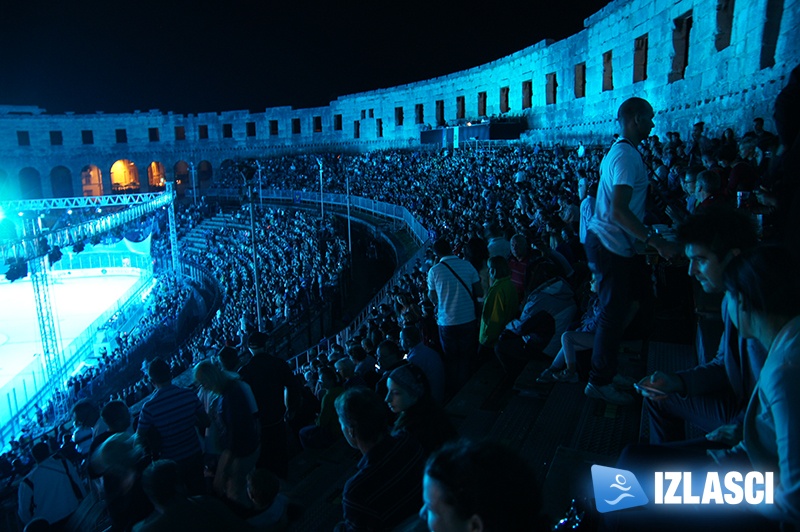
427,256,480,327
587,140,648,257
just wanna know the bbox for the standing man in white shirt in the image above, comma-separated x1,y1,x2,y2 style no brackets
427,237,482,398
585,97,681,405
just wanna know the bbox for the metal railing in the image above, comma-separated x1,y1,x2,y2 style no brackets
207,189,429,247
204,188,431,371
286,243,429,372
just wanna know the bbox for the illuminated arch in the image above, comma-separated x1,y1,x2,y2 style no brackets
110,159,140,193
50,166,73,198
19,167,43,200
148,161,166,190
81,165,103,197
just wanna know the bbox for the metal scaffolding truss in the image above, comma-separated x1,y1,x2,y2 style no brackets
166,183,180,273
0,191,174,262
27,246,67,420
1,193,165,213
1,190,178,431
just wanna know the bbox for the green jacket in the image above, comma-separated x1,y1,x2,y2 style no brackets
479,276,519,347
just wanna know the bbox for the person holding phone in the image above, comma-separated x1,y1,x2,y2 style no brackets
636,209,765,447
710,245,800,526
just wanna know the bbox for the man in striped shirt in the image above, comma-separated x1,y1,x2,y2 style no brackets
136,358,209,495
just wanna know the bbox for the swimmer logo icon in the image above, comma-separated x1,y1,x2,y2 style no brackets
591,465,649,513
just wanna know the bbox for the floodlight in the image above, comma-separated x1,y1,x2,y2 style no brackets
47,246,63,266
5,258,28,282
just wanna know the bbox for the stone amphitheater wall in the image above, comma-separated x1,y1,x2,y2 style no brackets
0,0,797,199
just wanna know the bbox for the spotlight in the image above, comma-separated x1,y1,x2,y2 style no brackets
96,208,102,214
5,258,28,282
47,246,62,266
67,209,73,216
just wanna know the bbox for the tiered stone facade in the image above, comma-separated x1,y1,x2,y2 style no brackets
0,0,797,199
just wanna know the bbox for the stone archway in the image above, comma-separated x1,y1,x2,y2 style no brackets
198,160,213,191
81,165,103,197
148,162,166,191
173,161,189,197
50,166,73,198
110,159,140,193
19,167,43,200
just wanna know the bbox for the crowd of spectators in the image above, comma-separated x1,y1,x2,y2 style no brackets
184,205,349,348
4,64,800,530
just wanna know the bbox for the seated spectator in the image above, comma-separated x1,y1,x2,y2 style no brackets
71,400,102,458
508,234,536,300
385,365,457,455
751,117,778,152
637,209,762,445
537,273,599,384
334,357,366,389
485,222,510,259
133,460,253,531
394,292,422,328
17,442,87,529
616,245,800,530
399,326,445,405
681,167,701,214
374,340,407,405
421,439,543,532
246,469,289,530
495,261,576,375
298,366,344,449
693,169,728,213
710,245,800,526
578,179,597,245
538,273,638,384
347,345,378,389
334,387,425,531
479,256,519,352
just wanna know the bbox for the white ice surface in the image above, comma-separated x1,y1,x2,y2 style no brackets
0,273,140,428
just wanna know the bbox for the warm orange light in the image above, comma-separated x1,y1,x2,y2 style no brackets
111,159,140,191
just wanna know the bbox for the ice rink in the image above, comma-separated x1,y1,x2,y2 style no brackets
0,270,143,429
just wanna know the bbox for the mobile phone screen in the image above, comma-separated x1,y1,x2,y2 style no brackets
634,383,667,397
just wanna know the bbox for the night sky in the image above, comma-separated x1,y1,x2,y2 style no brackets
0,0,605,116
